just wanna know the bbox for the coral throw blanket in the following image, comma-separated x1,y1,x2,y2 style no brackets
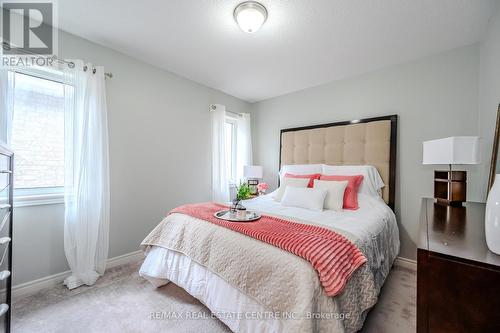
170,202,367,296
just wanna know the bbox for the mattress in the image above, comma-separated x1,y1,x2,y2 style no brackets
140,193,399,333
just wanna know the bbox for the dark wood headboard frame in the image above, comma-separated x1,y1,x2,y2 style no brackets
278,115,398,210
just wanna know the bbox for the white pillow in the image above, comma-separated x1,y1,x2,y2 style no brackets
281,187,327,211
274,177,310,202
321,165,385,197
313,179,348,211
280,164,323,177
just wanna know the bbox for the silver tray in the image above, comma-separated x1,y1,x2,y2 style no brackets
214,210,261,222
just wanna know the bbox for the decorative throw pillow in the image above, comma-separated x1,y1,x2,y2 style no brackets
274,177,310,202
319,175,364,210
284,173,321,188
313,179,348,211
321,165,385,197
281,187,328,211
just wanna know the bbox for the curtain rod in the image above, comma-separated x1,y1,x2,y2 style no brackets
2,43,113,79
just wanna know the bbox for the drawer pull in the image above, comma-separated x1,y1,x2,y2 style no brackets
0,245,8,267
0,170,11,174
0,204,10,210
0,212,9,233
0,270,10,281
0,240,9,267
0,303,8,316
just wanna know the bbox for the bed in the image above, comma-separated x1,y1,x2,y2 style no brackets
140,115,399,333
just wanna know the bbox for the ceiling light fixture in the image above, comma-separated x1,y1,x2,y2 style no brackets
234,1,268,33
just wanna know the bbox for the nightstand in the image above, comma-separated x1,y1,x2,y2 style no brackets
417,198,500,333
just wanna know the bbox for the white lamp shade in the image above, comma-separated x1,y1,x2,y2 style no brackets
244,165,263,179
423,136,480,165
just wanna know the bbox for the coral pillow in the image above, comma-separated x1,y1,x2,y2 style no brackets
319,175,364,210
284,173,321,188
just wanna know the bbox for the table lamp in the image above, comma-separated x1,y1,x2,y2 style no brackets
423,136,480,206
244,165,263,195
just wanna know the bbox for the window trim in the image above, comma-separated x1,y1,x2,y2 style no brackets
14,192,64,207
13,66,64,84
13,187,65,207
10,67,66,206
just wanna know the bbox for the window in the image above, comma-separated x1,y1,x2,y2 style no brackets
10,70,65,201
225,118,237,184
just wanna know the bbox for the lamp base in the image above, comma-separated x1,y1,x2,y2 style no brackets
435,198,464,207
434,170,467,206
247,179,259,195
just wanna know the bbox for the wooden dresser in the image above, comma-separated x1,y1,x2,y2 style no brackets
0,145,12,333
417,198,500,333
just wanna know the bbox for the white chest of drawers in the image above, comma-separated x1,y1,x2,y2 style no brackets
0,144,13,333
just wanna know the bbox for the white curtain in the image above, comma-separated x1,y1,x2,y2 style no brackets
211,104,230,203
63,60,110,289
236,113,253,183
0,68,14,145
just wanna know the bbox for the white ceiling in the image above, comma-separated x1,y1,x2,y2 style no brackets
59,0,496,102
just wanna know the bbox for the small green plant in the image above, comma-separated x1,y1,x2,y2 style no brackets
236,182,252,201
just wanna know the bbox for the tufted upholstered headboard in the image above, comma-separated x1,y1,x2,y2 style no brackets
279,115,397,210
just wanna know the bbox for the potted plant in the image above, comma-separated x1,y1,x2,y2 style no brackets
231,182,252,212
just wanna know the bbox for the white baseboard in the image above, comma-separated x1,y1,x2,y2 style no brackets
11,250,144,299
394,256,417,271
106,250,144,269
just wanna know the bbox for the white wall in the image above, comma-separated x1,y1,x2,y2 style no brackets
14,205,67,282
478,5,500,199
13,29,251,285
250,45,481,260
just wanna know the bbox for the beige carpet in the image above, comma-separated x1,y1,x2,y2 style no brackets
12,261,416,333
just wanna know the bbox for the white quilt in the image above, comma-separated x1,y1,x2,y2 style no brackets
140,193,400,333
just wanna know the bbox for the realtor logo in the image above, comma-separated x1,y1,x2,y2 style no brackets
1,1,55,55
